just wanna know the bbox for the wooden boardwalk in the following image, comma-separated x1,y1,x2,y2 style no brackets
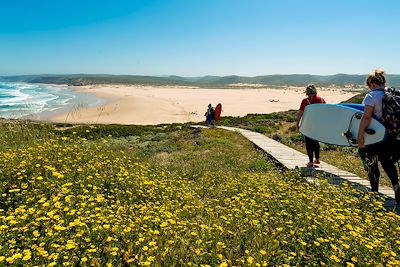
193,125,398,210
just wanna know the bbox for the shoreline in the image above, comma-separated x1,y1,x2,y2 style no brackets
22,84,108,123
44,84,361,125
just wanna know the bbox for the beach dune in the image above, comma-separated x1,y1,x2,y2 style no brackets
50,85,360,125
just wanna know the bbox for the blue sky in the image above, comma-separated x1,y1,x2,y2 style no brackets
1,0,399,76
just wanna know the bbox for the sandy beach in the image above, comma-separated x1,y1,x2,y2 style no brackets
49,85,360,125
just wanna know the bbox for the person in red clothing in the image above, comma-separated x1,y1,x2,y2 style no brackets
296,84,326,168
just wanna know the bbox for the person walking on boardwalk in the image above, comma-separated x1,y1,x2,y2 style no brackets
205,104,215,126
296,84,326,168
357,69,400,202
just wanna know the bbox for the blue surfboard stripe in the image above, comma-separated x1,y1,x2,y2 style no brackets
338,103,364,111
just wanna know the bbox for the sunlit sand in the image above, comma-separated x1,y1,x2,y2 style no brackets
50,85,360,125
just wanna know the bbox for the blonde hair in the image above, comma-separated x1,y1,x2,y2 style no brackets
305,84,317,96
366,69,386,86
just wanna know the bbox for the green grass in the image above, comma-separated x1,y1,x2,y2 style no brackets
217,106,397,188
0,114,400,266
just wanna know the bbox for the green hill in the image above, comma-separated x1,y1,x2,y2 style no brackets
2,74,400,87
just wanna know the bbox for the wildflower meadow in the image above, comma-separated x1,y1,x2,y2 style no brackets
0,122,399,266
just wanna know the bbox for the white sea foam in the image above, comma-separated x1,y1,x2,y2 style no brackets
0,82,84,118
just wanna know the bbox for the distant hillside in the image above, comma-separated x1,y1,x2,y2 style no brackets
1,74,400,87
0,74,192,87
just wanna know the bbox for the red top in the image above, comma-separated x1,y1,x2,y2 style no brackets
299,96,326,111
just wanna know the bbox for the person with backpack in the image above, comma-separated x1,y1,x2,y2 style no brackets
296,84,326,168
357,69,400,203
205,104,215,126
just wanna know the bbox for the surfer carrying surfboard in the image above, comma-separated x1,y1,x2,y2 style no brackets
296,84,326,168
357,69,400,202
205,104,215,126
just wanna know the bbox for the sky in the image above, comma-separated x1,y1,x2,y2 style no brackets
1,0,400,76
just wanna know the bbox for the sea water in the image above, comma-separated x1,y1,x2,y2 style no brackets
0,82,103,119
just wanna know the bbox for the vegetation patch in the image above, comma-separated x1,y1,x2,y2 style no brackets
0,99,399,265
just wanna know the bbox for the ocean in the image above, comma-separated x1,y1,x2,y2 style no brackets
0,82,103,119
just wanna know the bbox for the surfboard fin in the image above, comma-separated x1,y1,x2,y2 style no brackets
355,112,363,119
343,130,357,144
365,128,376,135
343,130,352,139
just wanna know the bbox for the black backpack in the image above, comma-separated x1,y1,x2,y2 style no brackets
210,107,215,120
381,87,400,137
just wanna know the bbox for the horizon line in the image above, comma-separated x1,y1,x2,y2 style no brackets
2,73,400,77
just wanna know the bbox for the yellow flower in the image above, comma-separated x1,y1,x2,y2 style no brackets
123,227,132,233
22,254,31,261
66,240,77,250
8,219,18,225
6,253,22,264
330,255,341,263
153,230,160,235
195,249,201,256
365,244,374,250
126,258,135,264
54,225,66,231
217,242,226,249
37,248,49,257
52,171,64,179
259,250,267,256
381,252,389,257
96,195,105,203
247,256,254,264
220,262,228,267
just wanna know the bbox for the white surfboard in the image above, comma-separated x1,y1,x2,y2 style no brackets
299,104,386,146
